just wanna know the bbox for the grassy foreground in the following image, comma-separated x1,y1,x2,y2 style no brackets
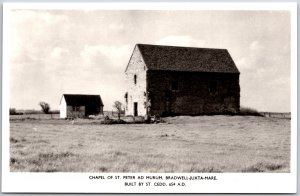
10,115,290,172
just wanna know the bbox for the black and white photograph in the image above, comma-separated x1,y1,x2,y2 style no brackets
2,2,297,193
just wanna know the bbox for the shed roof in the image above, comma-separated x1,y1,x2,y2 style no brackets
61,94,104,106
136,44,239,73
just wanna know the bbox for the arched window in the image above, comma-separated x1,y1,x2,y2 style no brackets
134,74,137,84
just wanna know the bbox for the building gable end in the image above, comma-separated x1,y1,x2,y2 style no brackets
125,45,147,73
59,95,65,105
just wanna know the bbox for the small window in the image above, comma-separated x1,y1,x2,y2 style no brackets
171,81,178,91
124,92,128,103
134,74,137,84
73,106,80,111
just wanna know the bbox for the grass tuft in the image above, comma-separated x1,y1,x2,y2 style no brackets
265,163,284,171
196,166,222,173
242,165,264,172
242,162,285,172
98,166,108,172
160,133,169,137
45,169,59,172
10,137,26,143
10,157,18,165
29,159,42,166
38,152,75,160
10,137,19,143
113,151,127,157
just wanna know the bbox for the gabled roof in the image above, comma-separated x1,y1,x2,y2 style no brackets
60,94,104,106
136,44,239,73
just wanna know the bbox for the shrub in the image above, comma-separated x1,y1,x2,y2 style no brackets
39,102,51,114
102,118,126,124
113,101,124,120
239,107,263,116
9,108,16,115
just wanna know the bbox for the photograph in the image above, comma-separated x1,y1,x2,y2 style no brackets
2,2,297,193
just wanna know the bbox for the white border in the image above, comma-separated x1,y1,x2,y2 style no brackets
2,2,297,193
3,2,298,10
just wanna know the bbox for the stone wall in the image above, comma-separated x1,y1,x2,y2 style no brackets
125,46,147,116
146,70,240,116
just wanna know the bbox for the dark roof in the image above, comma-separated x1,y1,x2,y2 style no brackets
136,44,239,73
61,94,104,106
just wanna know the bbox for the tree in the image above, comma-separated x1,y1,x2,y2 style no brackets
113,101,123,120
39,102,50,114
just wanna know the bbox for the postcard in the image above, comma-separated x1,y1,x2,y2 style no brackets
2,2,297,193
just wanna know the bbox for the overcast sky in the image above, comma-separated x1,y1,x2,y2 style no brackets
8,10,291,112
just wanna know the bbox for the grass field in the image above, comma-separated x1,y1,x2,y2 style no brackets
10,115,290,172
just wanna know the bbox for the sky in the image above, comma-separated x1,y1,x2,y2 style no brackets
8,10,291,112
